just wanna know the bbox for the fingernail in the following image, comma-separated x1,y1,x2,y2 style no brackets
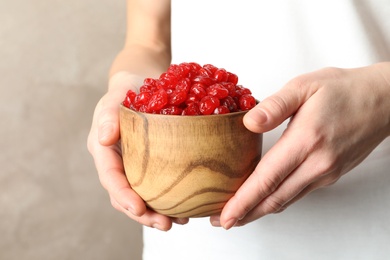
152,223,166,231
247,108,267,125
176,218,189,225
223,218,238,230
211,219,221,227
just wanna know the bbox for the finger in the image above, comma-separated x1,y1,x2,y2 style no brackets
244,77,318,133
236,154,340,226
88,96,143,214
111,196,174,231
97,90,127,146
274,170,341,213
95,142,147,216
97,101,121,146
172,217,190,225
209,215,222,227
218,130,309,229
98,72,141,146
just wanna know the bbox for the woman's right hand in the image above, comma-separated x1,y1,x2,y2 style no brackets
87,71,189,231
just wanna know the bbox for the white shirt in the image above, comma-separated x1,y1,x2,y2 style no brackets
143,1,390,259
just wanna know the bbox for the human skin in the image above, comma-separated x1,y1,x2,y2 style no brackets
87,0,390,231
210,63,390,229
87,0,182,231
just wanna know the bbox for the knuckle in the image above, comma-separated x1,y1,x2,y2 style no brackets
275,206,287,214
110,197,123,212
322,173,341,187
97,106,116,126
288,66,341,89
95,96,119,126
263,195,285,214
314,153,339,179
285,74,317,99
239,203,254,217
113,183,128,196
263,95,289,117
286,76,308,91
261,175,282,195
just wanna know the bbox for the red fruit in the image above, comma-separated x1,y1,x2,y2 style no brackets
190,83,207,99
156,78,171,91
239,94,256,110
227,72,238,85
189,62,202,72
126,89,137,101
213,106,230,115
213,68,228,82
139,85,150,93
123,90,137,108
182,102,200,116
203,64,218,74
134,91,152,108
199,96,220,115
220,96,238,112
178,62,191,76
221,82,236,97
207,83,229,99
144,78,157,86
138,105,148,113
185,93,199,105
235,85,252,97
169,90,187,106
176,78,191,93
166,64,183,78
147,89,168,112
192,76,216,87
123,96,132,108
161,72,178,86
198,67,213,78
122,62,256,115
160,105,183,115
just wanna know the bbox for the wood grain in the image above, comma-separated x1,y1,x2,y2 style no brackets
120,105,262,218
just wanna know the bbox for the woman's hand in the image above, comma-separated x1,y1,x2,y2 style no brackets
211,63,390,229
87,72,189,231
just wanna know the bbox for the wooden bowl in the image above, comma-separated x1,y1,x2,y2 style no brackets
119,105,262,218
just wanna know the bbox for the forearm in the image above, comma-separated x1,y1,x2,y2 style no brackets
109,0,172,81
372,61,390,137
109,45,171,80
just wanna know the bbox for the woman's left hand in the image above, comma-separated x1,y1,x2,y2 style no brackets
210,62,390,229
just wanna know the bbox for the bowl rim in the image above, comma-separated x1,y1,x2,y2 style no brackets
119,103,252,119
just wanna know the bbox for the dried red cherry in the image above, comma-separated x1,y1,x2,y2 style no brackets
122,62,257,115
199,96,220,115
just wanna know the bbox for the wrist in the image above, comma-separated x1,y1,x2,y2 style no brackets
372,62,390,137
108,71,144,93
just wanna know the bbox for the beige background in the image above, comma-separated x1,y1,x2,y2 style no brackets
1,0,143,259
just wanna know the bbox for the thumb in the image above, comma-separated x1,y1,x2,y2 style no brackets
97,100,121,146
98,72,142,146
244,81,312,133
